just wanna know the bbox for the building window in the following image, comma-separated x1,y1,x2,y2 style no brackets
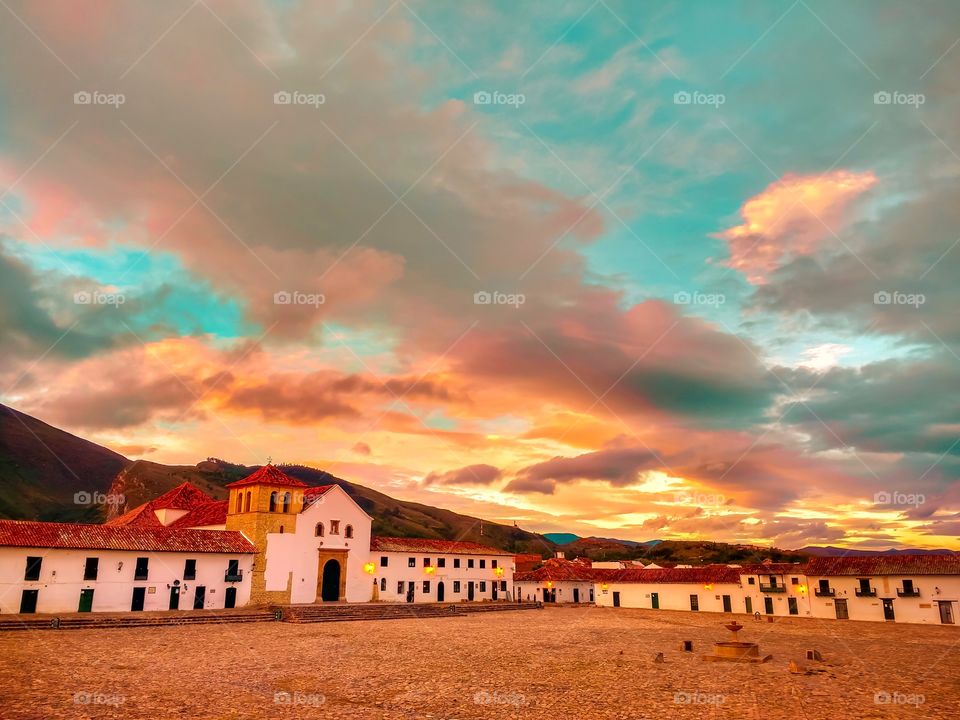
492,560,498,569
479,559,486,569
281,492,291,513
235,494,242,513
423,581,431,594
134,557,149,581
183,559,196,580
380,556,388,567
468,559,475,569
269,491,278,513
500,581,507,591
83,557,99,581
903,579,916,594
423,558,431,567
24,556,42,581
345,525,354,539
454,558,461,569
791,577,799,585
747,577,755,585
479,581,486,592
397,581,404,594
818,579,830,593
380,578,386,592
408,557,416,568
244,491,251,512
330,520,340,534
226,559,241,582
279,525,284,534
437,558,445,568
690,594,699,611
315,523,324,537
453,581,461,593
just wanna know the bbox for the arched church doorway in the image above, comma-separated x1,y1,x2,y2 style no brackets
321,559,341,602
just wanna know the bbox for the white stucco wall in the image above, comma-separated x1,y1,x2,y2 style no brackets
370,551,514,603
0,547,253,614
806,574,960,624
594,581,745,614
262,485,374,603
515,580,594,603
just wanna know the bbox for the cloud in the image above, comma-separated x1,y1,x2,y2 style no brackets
424,463,502,486
351,441,372,456
718,170,877,284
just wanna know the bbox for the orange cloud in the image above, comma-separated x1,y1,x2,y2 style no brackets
719,170,878,283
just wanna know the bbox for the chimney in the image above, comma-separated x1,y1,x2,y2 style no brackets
556,551,565,560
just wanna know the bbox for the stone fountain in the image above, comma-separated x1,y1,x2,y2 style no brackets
702,620,772,663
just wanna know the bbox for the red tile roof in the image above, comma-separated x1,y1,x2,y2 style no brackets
805,554,960,577
515,558,600,582
735,562,806,576
0,520,255,553
104,502,164,528
150,482,215,510
603,566,743,584
370,536,514,556
168,501,228,529
514,553,544,573
225,464,309,489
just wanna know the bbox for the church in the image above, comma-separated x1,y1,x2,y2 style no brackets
0,465,516,614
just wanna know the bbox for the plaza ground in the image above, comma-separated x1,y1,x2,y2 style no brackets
0,605,957,719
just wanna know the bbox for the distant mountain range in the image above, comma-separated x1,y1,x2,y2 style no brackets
2,403,953,559
798,545,956,557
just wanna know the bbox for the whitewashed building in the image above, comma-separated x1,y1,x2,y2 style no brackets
593,566,744,612
369,537,514,603
514,557,597,603
805,555,960,624
735,562,809,617
0,521,254,614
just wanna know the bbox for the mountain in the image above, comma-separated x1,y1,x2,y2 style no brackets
799,545,956,557
0,403,129,522
543,532,580,545
0,404,551,554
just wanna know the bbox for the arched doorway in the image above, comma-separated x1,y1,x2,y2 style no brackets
437,581,445,602
321,559,341,602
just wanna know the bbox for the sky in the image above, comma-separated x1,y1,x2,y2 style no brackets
1,0,959,550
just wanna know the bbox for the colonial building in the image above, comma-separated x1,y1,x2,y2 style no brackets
594,566,744,612
736,562,809,617
514,557,598,603
369,537,514,603
0,465,516,614
805,555,960,624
